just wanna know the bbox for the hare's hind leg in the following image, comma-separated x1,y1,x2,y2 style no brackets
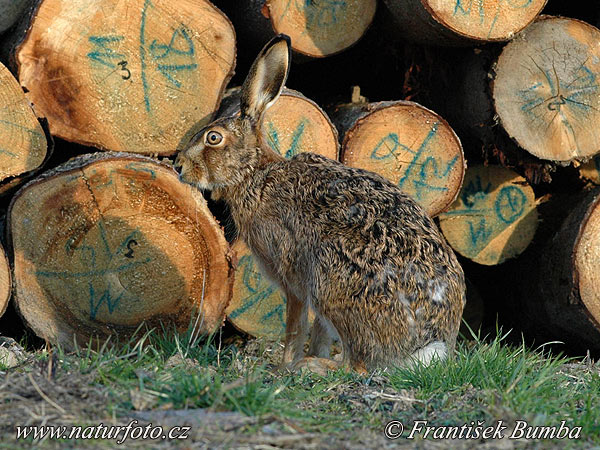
307,315,338,358
281,293,309,366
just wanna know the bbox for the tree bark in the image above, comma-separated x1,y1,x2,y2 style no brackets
9,153,234,349
7,0,235,155
0,243,11,319
438,165,538,266
515,188,600,354
330,100,465,217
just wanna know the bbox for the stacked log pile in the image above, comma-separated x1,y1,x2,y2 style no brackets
0,0,598,355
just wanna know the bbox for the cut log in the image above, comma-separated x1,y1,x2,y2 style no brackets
331,100,465,217
0,243,11,319
9,153,234,348
0,0,33,33
439,165,538,266
493,16,600,163
216,87,339,160
0,61,47,190
383,0,546,45
427,46,557,185
9,0,235,155
226,240,287,338
580,156,600,185
515,189,600,353
215,0,376,58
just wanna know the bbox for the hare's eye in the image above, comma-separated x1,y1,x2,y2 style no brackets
205,131,223,146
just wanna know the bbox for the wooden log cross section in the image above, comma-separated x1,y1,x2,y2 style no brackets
518,189,600,352
222,89,338,338
9,154,233,348
264,0,377,57
383,0,547,45
439,165,538,266
493,16,600,162
11,0,235,155
231,0,377,58
331,100,465,217
0,61,47,189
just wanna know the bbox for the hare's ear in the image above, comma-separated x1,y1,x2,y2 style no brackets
240,34,291,123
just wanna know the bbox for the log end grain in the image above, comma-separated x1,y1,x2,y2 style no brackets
439,165,538,266
226,240,287,338
424,0,547,42
339,101,465,217
574,193,600,327
9,154,233,348
15,0,236,155
0,61,47,183
263,90,339,160
493,16,600,162
266,0,376,57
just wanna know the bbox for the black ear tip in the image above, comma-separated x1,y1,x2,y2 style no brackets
272,34,291,48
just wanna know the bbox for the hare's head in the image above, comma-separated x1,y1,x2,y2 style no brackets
175,35,291,191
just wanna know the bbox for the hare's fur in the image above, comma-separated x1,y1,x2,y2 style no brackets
176,35,466,374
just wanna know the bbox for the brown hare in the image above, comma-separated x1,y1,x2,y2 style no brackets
175,35,466,375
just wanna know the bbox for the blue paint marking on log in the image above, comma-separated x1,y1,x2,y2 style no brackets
149,27,197,88
139,0,152,113
495,186,527,224
397,123,440,190
370,133,402,160
87,36,125,68
0,119,43,137
229,254,286,333
468,218,492,247
35,220,150,320
412,155,459,200
445,175,528,250
89,282,125,320
266,118,308,158
453,0,533,37
125,163,156,179
260,302,285,328
370,123,458,200
0,149,17,158
229,255,276,319
139,1,198,112
299,0,347,29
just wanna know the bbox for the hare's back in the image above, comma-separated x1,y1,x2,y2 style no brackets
286,152,436,235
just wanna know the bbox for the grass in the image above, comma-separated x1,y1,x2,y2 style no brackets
1,325,599,448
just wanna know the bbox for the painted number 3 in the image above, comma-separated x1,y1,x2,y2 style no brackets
118,61,131,80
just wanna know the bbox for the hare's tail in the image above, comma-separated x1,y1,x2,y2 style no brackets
405,341,448,368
